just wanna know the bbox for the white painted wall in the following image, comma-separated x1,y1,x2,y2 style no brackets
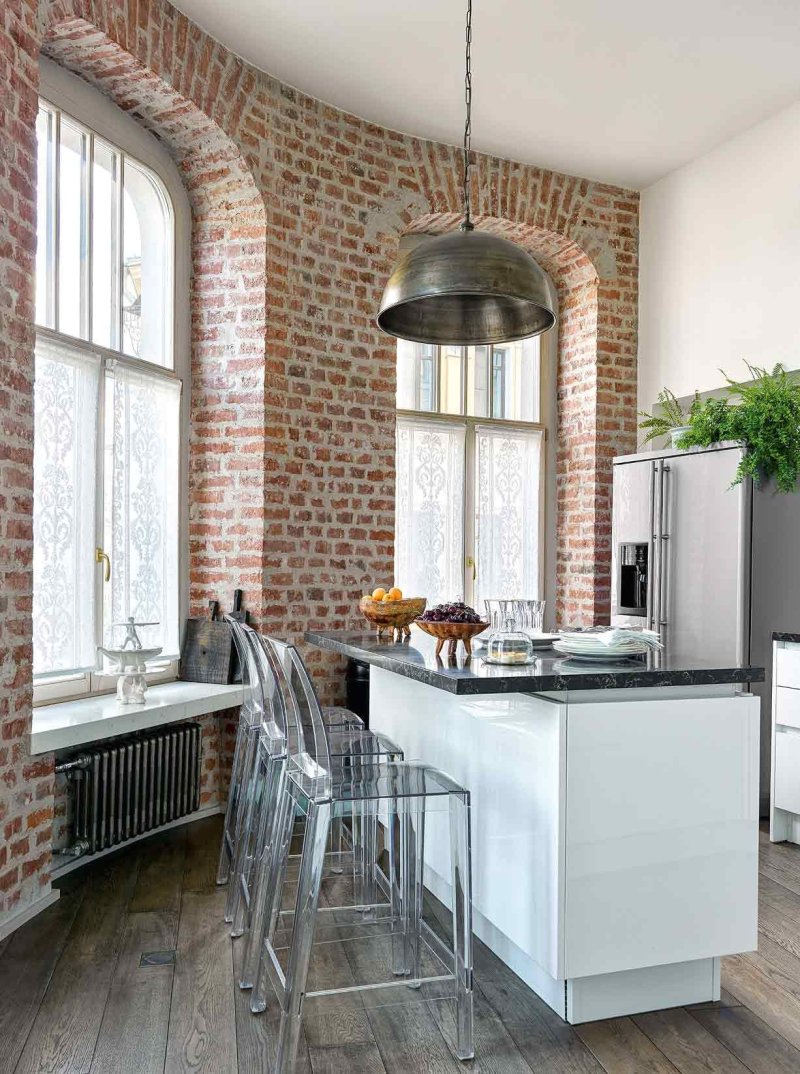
638,98,800,412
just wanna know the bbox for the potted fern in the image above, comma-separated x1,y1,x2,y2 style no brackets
637,388,691,449
639,364,800,493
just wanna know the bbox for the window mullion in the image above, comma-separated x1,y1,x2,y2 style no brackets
82,131,93,341
52,109,61,334
464,426,476,607
92,361,108,689
115,153,124,352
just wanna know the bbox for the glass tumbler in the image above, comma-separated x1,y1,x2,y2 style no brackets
514,599,546,635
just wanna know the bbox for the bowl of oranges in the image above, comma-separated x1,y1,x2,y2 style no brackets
359,587,426,640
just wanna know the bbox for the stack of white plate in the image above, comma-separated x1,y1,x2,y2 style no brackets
553,632,649,661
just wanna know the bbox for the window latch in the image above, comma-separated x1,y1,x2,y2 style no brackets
466,555,476,581
95,546,111,583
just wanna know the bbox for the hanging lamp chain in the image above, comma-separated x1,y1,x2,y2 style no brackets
462,0,474,231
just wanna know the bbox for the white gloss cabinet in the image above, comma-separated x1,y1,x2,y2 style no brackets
370,668,760,1024
771,640,800,840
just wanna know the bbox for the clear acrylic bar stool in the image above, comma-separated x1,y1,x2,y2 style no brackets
231,629,404,988
253,639,474,1073
217,616,363,912
216,619,266,897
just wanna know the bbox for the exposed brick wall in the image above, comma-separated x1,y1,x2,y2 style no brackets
0,0,638,920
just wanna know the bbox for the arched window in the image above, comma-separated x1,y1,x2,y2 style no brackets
395,336,549,612
32,61,190,700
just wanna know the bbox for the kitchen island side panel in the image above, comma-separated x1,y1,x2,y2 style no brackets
564,692,760,978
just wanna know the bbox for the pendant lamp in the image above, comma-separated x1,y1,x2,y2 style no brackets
377,0,556,345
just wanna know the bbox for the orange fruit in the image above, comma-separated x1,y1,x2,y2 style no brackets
388,587,403,600
371,587,386,601
381,593,393,602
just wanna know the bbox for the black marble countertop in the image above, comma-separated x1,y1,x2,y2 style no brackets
305,629,765,696
774,632,800,644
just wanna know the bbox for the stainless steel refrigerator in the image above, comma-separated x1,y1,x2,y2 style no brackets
611,441,800,812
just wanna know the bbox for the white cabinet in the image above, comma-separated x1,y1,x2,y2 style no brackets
770,642,800,842
776,645,800,690
774,731,800,814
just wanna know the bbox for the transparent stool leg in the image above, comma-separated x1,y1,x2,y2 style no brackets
388,810,406,976
330,814,344,874
450,792,474,1061
225,724,259,926
361,803,378,921
275,799,332,1074
240,758,284,988
251,777,295,1015
216,715,247,885
407,806,426,983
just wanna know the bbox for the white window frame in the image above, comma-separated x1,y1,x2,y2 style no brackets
395,334,551,608
33,59,191,706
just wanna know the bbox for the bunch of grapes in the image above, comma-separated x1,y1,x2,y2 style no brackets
419,601,483,624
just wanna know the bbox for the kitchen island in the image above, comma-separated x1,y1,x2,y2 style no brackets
307,628,763,1024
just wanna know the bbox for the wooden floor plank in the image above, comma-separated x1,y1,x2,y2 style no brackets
690,1004,800,1074
633,1007,750,1073
753,932,800,986
428,989,535,1074
182,816,224,894
478,971,605,1074
231,936,313,1074
0,889,83,1074
14,851,141,1074
575,1018,681,1074
307,1042,387,1074
90,910,178,1074
684,989,742,1011
129,826,188,914
366,1002,463,1074
721,950,800,1052
165,887,237,1074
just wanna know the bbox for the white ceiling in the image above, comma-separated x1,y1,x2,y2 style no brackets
173,0,800,190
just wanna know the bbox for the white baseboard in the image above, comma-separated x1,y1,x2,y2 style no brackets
0,887,61,942
51,804,224,880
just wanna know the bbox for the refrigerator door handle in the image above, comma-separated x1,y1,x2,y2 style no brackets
650,460,663,632
646,462,656,631
659,464,671,635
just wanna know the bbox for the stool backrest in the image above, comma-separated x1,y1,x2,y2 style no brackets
264,636,332,797
242,624,291,747
225,616,265,725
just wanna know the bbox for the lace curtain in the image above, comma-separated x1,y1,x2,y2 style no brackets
32,334,101,676
105,364,181,658
395,417,465,606
475,424,542,611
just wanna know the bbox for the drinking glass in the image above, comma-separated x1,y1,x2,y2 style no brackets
514,599,546,635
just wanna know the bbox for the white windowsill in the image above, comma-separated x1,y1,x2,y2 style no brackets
30,681,244,755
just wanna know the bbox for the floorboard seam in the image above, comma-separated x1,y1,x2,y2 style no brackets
10,885,87,1074
85,854,146,1074
682,1007,761,1074
635,1010,746,1074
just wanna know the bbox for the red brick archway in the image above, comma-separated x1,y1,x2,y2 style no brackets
0,0,638,918
41,12,270,628
400,212,618,625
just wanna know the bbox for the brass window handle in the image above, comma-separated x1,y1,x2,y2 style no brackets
466,555,476,581
95,546,111,582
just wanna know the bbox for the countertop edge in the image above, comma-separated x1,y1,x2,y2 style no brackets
306,631,765,693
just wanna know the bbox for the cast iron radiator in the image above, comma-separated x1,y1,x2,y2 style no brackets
55,722,202,857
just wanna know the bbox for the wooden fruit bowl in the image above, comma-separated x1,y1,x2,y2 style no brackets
414,619,489,658
359,596,427,640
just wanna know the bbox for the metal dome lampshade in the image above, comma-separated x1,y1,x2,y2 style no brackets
377,227,555,345
376,0,556,346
